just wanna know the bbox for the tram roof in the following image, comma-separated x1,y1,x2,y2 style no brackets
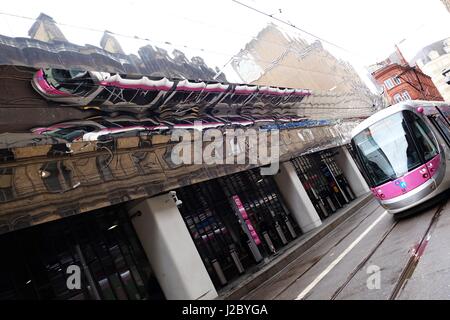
351,100,450,138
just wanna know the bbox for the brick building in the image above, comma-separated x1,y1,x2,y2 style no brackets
370,47,444,105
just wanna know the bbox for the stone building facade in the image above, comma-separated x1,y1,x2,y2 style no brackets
230,23,371,96
413,38,450,101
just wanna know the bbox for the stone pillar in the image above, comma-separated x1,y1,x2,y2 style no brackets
274,161,322,233
128,193,218,300
333,146,370,197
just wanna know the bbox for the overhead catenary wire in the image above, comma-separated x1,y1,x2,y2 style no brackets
230,0,359,55
163,11,317,53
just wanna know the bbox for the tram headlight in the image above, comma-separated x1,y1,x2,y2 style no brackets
376,189,384,199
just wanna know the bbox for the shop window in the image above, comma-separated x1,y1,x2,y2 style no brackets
0,206,162,300
177,168,300,289
290,148,355,220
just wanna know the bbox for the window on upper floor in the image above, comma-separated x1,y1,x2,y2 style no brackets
402,91,411,100
394,93,403,103
384,76,402,90
384,78,394,89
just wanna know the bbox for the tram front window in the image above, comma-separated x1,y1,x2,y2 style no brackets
353,112,422,187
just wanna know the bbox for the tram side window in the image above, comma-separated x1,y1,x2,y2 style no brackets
408,113,439,161
430,114,450,146
437,107,450,124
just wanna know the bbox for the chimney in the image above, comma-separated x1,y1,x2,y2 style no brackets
28,13,67,42
100,31,125,55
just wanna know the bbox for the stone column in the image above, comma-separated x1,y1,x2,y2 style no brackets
274,161,322,233
128,193,218,300
333,146,370,197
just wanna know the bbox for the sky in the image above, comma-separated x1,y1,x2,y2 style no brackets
0,0,448,87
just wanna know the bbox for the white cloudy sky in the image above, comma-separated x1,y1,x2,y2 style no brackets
0,0,449,85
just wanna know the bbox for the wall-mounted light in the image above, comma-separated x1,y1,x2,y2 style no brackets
39,169,51,178
72,182,81,189
169,190,183,207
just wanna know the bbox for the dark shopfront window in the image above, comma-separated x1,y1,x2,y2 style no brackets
176,167,300,289
291,148,356,220
0,206,164,300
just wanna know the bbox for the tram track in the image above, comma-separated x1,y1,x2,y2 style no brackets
251,200,383,300
330,219,398,300
244,196,448,300
389,200,447,300
330,199,447,300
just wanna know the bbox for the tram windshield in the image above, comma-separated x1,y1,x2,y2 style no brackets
352,111,438,187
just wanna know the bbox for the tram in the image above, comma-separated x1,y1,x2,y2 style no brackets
351,100,450,214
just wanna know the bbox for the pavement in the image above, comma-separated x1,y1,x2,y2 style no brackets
235,195,450,300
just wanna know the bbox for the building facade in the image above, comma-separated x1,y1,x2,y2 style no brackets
0,14,377,300
413,38,450,101
230,24,372,96
0,62,375,300
0,144,369,300
228,24,383,115
370,48,444,105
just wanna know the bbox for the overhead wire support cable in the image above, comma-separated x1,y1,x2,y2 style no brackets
231,0,358,56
